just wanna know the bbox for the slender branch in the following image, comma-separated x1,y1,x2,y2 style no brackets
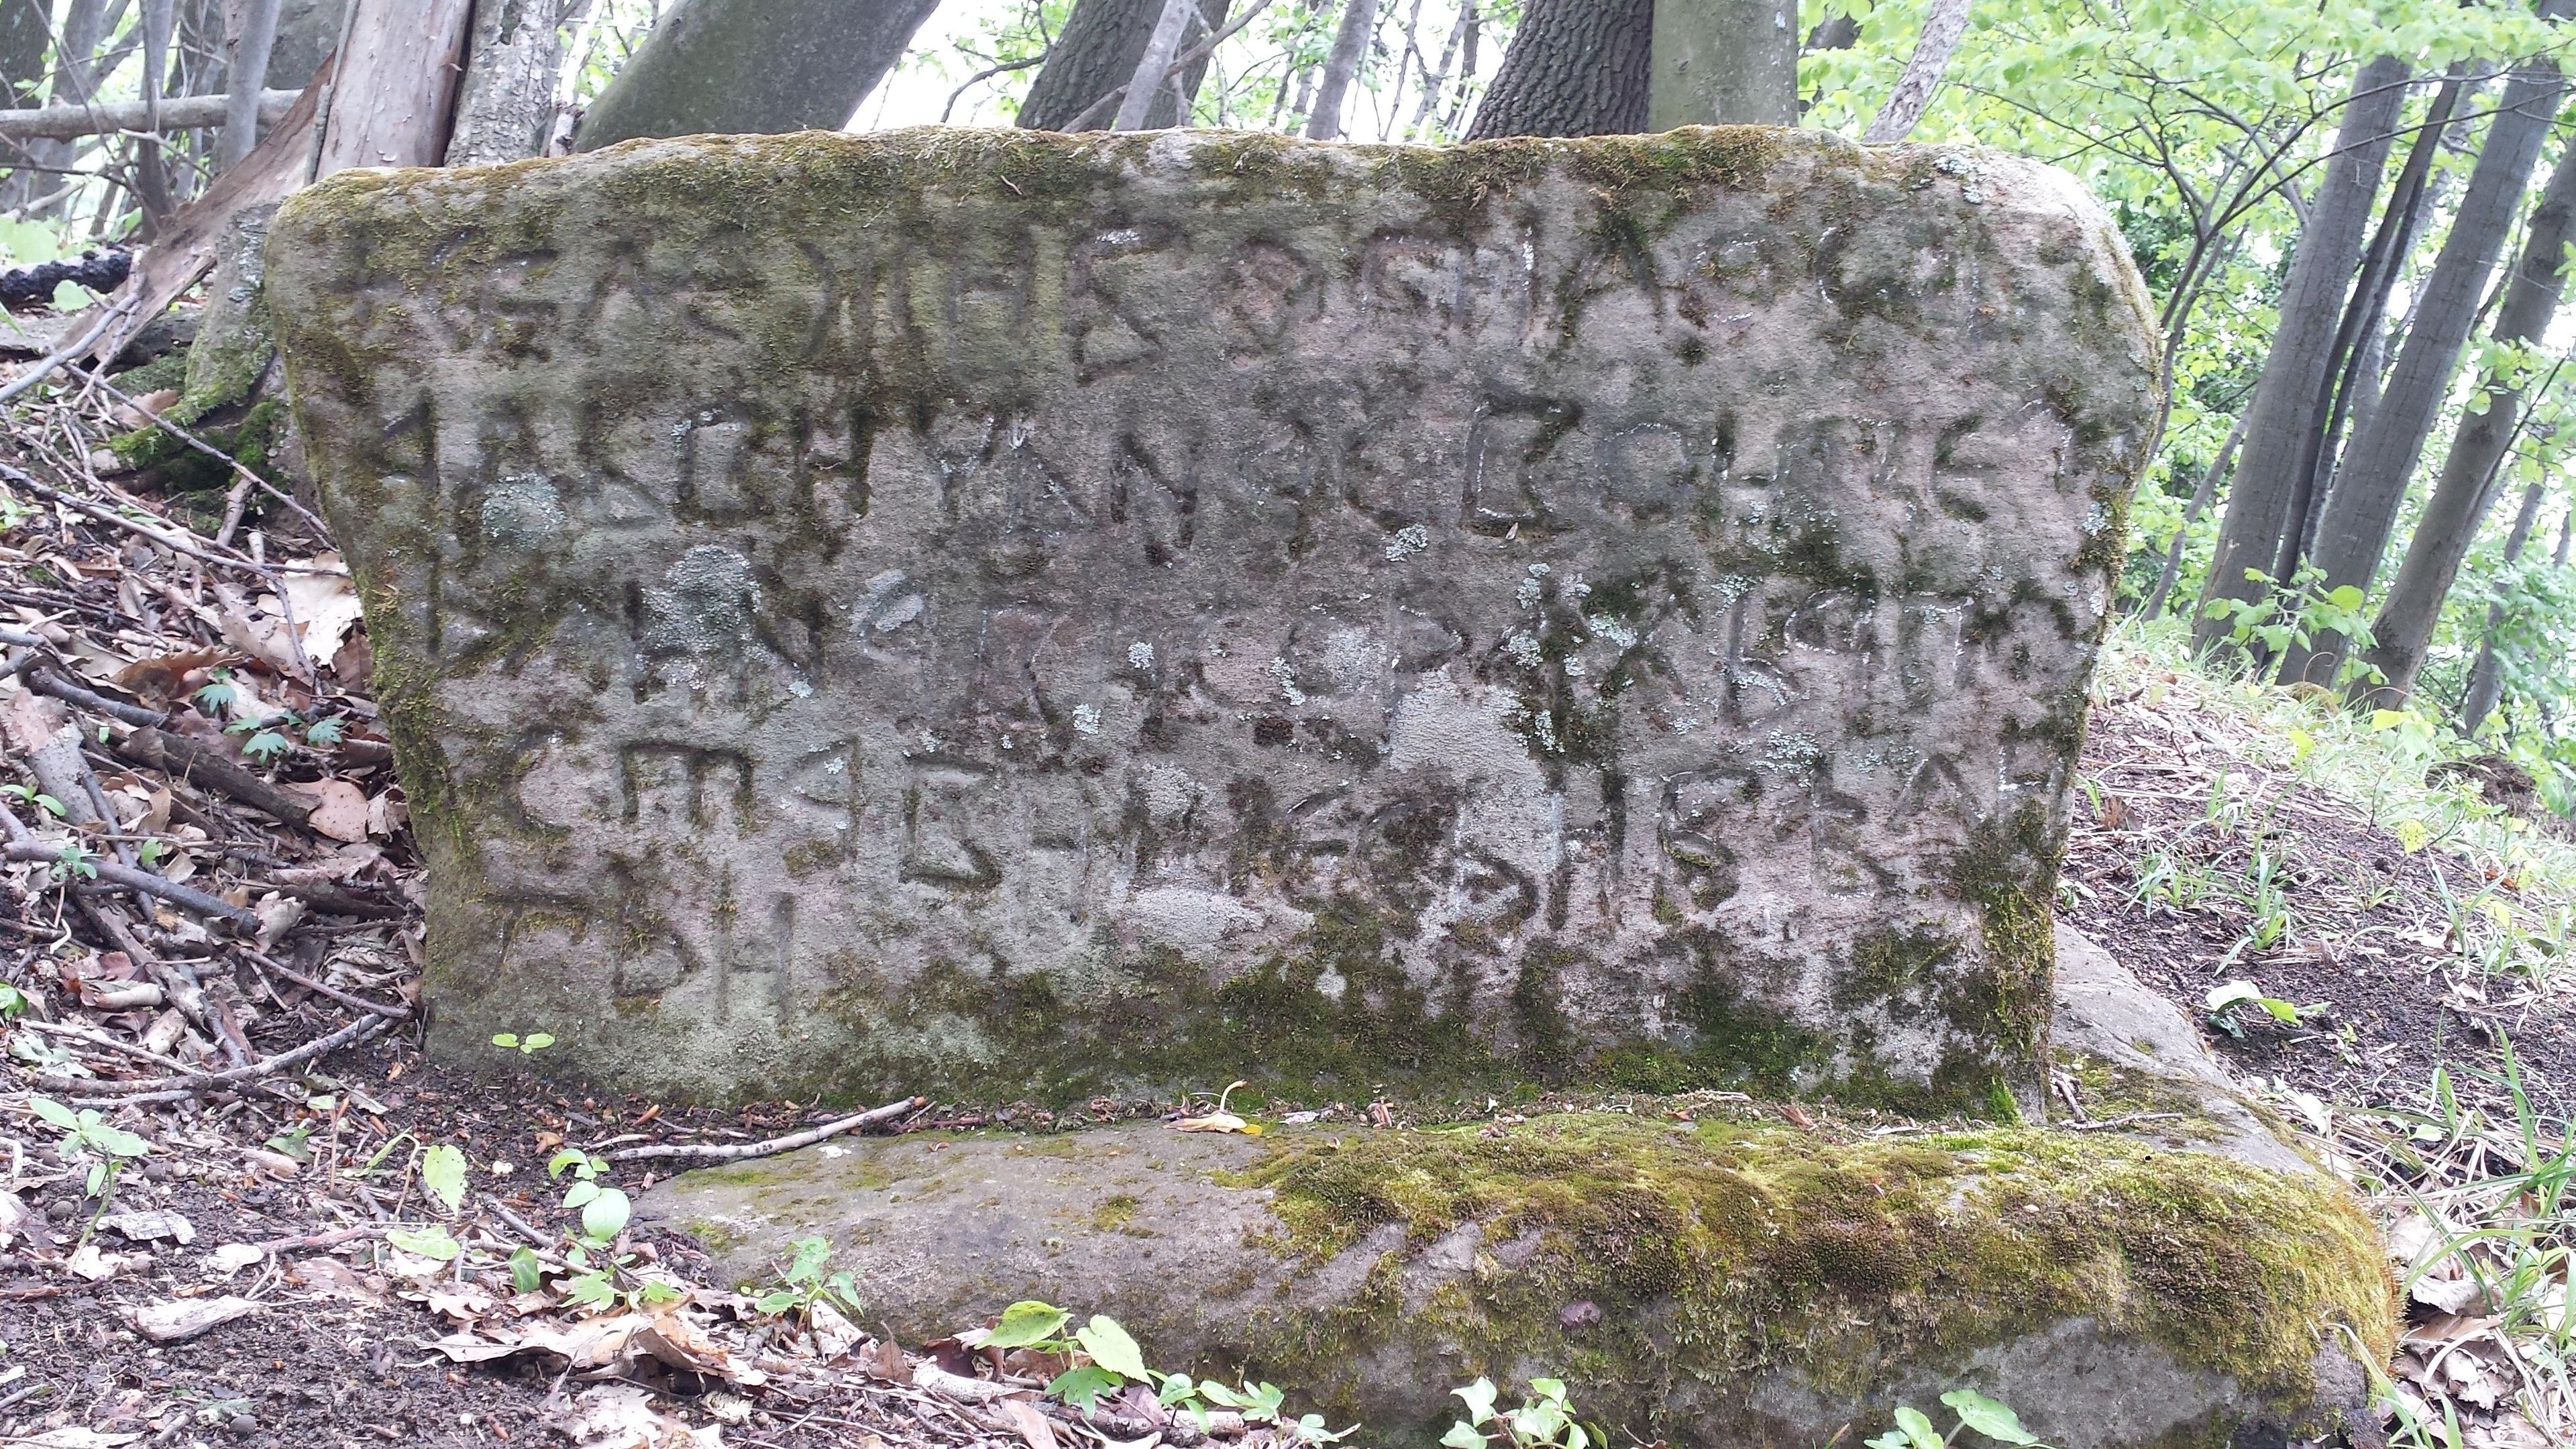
605,1097,929,1163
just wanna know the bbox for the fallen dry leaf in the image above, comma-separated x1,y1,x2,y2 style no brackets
1171,1111,1258,1134
0,1189,29,1248
279,563,363,660
286,1255,384,1306
97,1209,194,1245
808,1299,863,1360
995,1397,1059,1449
111,648,236,703
544,1384,722,1449
131,1294,258,1342
282,777,368,843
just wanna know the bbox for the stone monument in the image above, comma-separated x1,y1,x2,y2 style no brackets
271,127,2150,1112
270,127,2394,1449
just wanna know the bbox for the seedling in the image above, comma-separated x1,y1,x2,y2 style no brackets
27,1095,151,1242
1865,1390,2051,1448
2206,979,2318,1036
491,1031,555,1055
1444,1377,1591,1449
754,1236,863,1324
1,783,63,818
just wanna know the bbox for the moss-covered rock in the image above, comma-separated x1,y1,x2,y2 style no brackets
641,1111,2390,1449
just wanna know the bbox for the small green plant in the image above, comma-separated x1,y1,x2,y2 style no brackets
191,669,237,712
1,783,64,818
1864,1390,2051,1448
754,1236,863,1322
1444,1377,1591,1449
0,983,28,1020
26,1096,151,1242
492,1031,555,1055
421,1144,468,1214
225,714,292,763
303,716,345,747
548,1149,630,1244
983,1301,1346,1440
2205,978,2318,1036
50,843,97,882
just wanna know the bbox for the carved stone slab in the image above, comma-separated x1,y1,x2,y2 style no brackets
268,127,2157,1108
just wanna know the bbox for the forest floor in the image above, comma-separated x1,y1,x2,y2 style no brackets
2,376,2574,1449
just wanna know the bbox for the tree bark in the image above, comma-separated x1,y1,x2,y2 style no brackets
446,0,593,165
1113,0,1201,130
1860,0,1970,142
574,0,941,151
0,0,46,107
2457,478,2551,732
0,89,298,140
2353,129,2576,706
1650,0,1801,125
1018,0,1230,133
2142,413,2248,620
311,0,473,170
219,0,287,169
1464,0,1651,139
2290,19,2573,687
1305,0,1380,140
2189,55,2410,657
2269,70,2462,598
266,0,352,90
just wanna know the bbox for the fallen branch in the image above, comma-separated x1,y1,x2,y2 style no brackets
606,1096,928,1164
0,90,301,140
3,839,260,928
38,1010,394,1098
23,665,169,729
111,724,315,828
0,297,138,407
2063,1112,2189,1132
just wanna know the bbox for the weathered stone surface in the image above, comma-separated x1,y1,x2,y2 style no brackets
640,1109,2393,1449
268,127,2156,1108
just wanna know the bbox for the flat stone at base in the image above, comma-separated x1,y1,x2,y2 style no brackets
641,1112,2392,1449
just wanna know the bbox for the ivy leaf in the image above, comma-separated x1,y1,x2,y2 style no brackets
1940,1390,2041,1444
1074,1314,1151,1383
1046,1364,1124,1409
421,1144,468,1212
509,1246,544,1295
1893,1406,1944,1449
388,1226,460,1261
1441,1426,1490,1449
985,1299,1071,1349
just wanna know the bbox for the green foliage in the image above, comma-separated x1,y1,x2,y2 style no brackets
421,1144,469,1214
753,1236,863,1322
1862,1389,2050,1448
491,1031,555,1055
548,1148,630,1246
1444,1377,1591,1449
977,1299,1348,1440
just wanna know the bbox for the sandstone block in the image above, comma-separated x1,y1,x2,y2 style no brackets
268,127,2156,1107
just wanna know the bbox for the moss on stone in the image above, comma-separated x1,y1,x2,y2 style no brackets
1230,1114,2394,1413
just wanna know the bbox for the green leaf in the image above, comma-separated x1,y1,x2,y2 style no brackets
1441,1426,1490,1449
1894,1406,1943,1449
491,1033,520,1049
388,1226,460,1261
421,1144,468,1213
985,1299,1071,1349
1864,1435,1911,1449
2324,585,2364,611
1451,1378,1499,1426
580,1185,631,1243
547,1148,590,1179
562,1179,599,1210
1075,1314,1151,1383
755,1290,800,1314
563,1271,616,1309
89,1125,151,1158
27,1096,77,1131
2205,980,2265,1012
521,1032,554,1051
784,1236,831,1285
50,280,87,310
1046,1364,1124,1409
1940,1390,2040,1444
509,1246,544,1295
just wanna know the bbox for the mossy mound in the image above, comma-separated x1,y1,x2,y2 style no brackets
641,1111,2392,1449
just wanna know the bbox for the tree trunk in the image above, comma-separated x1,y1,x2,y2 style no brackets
2141,414,2247,620
2457,478,2551,732
2269,70,2460,597
2189,55,2409,658
2287,34,2571,688
219,0,288,169
2353,127,2576,706
447,0,593,165
1114,0,1201,130
313,0,474,170
574,0,941,151
1464,0,1650,139
130,0,180,229
1650,0,1801,125
1304,0,1380,140
1860,0,1970,142
1406,0,1470,135
1018,0,1230,133
266,0,352,89
0,0,46,107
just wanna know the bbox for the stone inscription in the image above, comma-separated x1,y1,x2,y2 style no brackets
270,127,2157,1107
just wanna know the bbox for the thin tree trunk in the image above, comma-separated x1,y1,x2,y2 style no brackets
1406,0,1468,135
1019,0,1229,133
311,0,472,170
1304,0,1378,140
2355,133,2576,706
2271,70,2461,596
1650,0,1799,125
2457,478,2551,732
574,0,941,150
2190,55,2410,658
2291,18,2574,687
1113,0,1200,129
219,0,285,169
2143,414,2249,620
1860,0,1970,142
1465,0,1650,138
447,0,592,165
129,0,178,229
